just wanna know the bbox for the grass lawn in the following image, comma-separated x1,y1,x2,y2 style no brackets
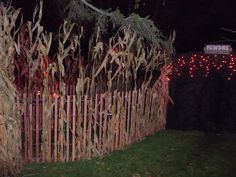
22,130,236,177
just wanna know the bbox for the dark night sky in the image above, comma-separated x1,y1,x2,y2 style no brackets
9,0,236,53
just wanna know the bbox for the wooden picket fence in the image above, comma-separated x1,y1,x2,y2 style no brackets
20,88,167,163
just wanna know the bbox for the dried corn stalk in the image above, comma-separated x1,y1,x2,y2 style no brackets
0,2,22,177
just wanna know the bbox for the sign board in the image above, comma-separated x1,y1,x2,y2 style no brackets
204,44,232,55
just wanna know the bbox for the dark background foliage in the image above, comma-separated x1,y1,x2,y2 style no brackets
11,0,236,52
168,72,236,133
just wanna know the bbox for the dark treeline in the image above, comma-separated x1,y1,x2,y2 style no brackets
8,0,236,53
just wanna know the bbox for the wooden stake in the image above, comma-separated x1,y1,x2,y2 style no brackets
59,96,64,162
66,95,71,161
98,94,103,154
35,93,40,162
54,97,58,162
83,95,87,156
29,94,33,163
23,93,27,162
72,95,76,161
94,94,98,154
127,91,131,144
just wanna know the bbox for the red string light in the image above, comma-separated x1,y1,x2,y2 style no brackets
169,54,236,81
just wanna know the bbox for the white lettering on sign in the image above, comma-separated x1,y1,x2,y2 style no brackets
204,45,232,55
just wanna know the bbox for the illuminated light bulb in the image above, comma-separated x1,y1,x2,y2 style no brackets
43,71,47,78
53,92,58,99
228,77,231,81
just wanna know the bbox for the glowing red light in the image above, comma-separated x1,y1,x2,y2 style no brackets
43,71,47,78
53,92,58,99
171,54,236,80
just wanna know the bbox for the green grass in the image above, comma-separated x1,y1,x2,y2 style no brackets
22,130,236,177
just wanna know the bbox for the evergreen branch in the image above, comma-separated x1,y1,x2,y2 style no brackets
66,0,173,49
221,28,236,33
79,0,111,17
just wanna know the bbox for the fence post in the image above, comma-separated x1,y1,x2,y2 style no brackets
72,95,76,161
98,94,103,154
23,93,28,162
59,95,64,162
29,94,33,163
66,95,71,161
54,97,58,162
83,95,87,157
93,94,98,155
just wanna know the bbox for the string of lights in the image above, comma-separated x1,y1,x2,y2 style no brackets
168,54,236,81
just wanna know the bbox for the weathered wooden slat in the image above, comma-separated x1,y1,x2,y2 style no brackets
115,92,120,149
48,103,52,162
23,93,28,162
136,90,142,140
66,95,71,161
29,94,33,163
76,94,82,160
93,94,98,155
54,97,58,162
59,96,64,162
127,91,131,144
88,98,92,158
72,95,76,161
102,93,108,154
35,93,40,162
130,91,134,144
109,91,116,152
83,95,87,157
42,95,45,162
98,94,103,154
119,91,125,148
